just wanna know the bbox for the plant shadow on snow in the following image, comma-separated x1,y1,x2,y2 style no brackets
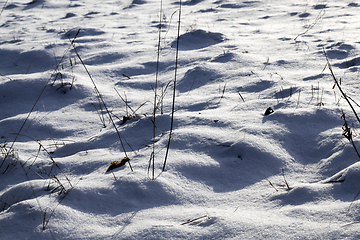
115,60,224,93
333,56,360,69
0,119,73,144
182,0,205,6
123,0,147,9
50,131,122,160
4,3,18,10
0,81,44,120
268,183,331,206
181,99,222,112
218,1,260,9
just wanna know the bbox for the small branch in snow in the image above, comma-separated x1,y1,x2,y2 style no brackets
266,178,279,192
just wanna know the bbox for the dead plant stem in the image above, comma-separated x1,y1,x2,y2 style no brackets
163,0,182,172
324,48,360,124
150,0,163,179
67,29,132,171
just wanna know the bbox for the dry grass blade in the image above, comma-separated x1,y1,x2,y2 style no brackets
163,0,182,172
342,221,360,228
0,0,8,17
324,48,360,124
282,168,292,191
149,0,164,180
266,178,278,191
238,92,245,102
348,190,360,213
294,5,326,41
114,88,149,124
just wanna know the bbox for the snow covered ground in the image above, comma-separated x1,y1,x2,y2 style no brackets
1,0,360,239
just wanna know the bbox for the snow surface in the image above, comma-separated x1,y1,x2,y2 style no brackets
1,0,360,239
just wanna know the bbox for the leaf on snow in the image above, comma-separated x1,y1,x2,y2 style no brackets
106,157,130,172
264,107,274,116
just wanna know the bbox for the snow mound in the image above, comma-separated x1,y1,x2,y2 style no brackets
173,29,225,50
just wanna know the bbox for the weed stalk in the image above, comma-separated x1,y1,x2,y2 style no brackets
150,0,163,179
163,0,182,172
324,48,360,124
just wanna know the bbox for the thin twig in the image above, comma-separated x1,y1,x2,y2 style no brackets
0,0,8,17
282,168,292,191
347,95,360,108
266,178,278,192
238,92,245,102
163,0,182,172
43,178,80,230
150,0,163,180
219,83,227,103
342,221,360,228
114,88,136,116
294,6,326,41
324,48,360,124
348,190,360,213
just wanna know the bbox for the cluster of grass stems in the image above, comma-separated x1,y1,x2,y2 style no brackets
149,0,182,179
3,0,360,235
0,0,184,234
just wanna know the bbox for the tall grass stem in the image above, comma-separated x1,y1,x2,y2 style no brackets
163,0,182,172
150,0,163,179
